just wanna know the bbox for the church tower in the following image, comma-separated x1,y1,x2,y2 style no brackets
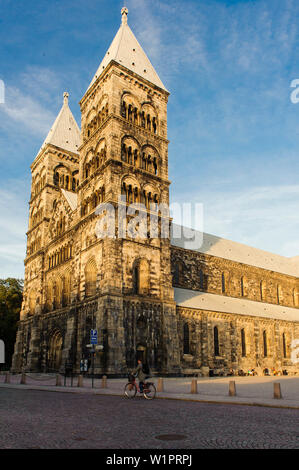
12,8,180,375
78,8,180,373
12,93,80,371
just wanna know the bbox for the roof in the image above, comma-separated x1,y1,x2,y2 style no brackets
174,287,299,323
37,93,81,156
61,189,78,211
171,224,299,278
86,8,168,93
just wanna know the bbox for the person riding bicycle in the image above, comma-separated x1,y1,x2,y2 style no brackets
132,359,149,393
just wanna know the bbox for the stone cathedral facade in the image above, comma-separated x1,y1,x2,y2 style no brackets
12,9,299,376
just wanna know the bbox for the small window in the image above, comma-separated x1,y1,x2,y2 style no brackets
282,333,287,358
263,330,267,357
173,261,184,285
183,323,190,355
221,273,226,293
277,285,283,304
241,329,246,357
199,269,204,290
214,326,220,356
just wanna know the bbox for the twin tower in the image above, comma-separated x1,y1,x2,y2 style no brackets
12,9,181,374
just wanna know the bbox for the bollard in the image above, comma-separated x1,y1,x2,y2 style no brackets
191,379,198,394
229,380,236,396
77,375,83,387
4,372,10,384
20,373,26,385
101,375,107,388
56,374,62,386
157,378,164,392
274,382,282,399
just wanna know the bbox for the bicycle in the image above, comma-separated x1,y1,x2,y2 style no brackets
124,373,156,400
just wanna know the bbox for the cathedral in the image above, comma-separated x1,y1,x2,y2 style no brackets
12,8,299,376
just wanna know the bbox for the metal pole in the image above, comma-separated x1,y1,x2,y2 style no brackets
92,347,95,388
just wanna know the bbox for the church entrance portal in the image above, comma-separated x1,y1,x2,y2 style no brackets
136,344,147,363
48,330,63,371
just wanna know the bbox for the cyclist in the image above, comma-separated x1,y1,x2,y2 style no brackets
132,359,146,393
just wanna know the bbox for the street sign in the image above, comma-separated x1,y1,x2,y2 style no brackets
90,329,98,345
86,344,103,350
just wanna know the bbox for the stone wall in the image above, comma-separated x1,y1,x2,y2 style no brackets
178,306,299,375
171,246,299,309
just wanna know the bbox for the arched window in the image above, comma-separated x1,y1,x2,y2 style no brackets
241,276,248,297
132,259,150,295
121,101,127,118
141,111,145,128
214,326,220,357
46,281,53,311
263,330,267,357
241,328,246,357
128,104,133,122
173,261,184,285
199,269,204,290
85,259,97,297
54,172,59,186
260,280,266,301
63,272,72,306
183,323,190,354
282,333,287,358
54,277,63,309
48,330,63,371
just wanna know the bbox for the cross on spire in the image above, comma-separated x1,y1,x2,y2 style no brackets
63,92,69,105
121,6,128,25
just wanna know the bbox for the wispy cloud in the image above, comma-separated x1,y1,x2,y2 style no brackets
0,66,63,137
2,86,56,136
0,180,29,278
172,184,299,257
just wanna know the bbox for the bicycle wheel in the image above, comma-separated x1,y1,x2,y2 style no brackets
143,382,156,400
124,382,137,398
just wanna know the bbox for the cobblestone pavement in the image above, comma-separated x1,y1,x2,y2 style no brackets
0,388,298,449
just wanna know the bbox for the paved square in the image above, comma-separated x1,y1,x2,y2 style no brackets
0,388,298,449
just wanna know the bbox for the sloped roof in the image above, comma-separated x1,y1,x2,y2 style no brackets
87,8,167,93
61,189,78,211
174,287,299,322
38,93,80,156
171,224,299,278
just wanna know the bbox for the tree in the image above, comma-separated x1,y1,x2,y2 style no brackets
0,278,23,369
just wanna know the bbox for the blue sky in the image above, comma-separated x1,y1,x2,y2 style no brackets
0,0,299,278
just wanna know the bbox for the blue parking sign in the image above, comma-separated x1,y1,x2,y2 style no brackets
90,329,98,345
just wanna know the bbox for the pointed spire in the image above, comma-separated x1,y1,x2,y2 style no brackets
37,92,81,157
85,8,168,93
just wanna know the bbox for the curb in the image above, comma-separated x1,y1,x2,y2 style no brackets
1,383,299,410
